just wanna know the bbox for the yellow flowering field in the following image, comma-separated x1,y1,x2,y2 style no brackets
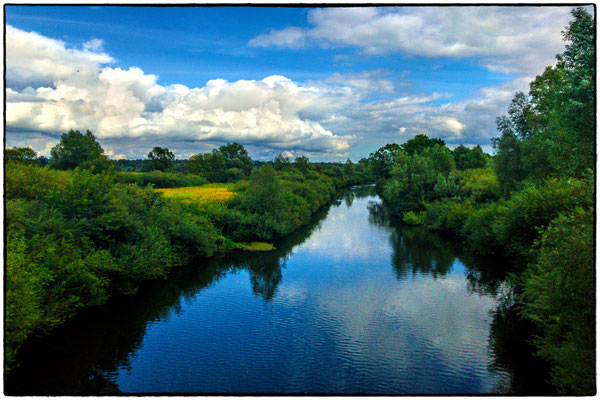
156,183,237,205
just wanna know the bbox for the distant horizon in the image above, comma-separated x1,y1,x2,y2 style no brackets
5,5,582,162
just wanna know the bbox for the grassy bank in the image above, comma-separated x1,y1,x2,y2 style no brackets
5,161,369,369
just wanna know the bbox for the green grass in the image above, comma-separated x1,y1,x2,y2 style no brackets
237,242,275,251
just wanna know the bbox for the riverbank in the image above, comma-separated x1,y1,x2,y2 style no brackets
5,161,371,369
5,185,552,395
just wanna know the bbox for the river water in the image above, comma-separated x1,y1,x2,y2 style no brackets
5,185,553,394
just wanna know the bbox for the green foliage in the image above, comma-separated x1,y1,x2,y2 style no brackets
492,126,526,192
519,207,595,394
218,142,253,173
273,153,291,170
461,202,505,254
492,177,592,257
115,170,208,188
401,134,445,155
143,147,175,172
420,198,476,234
49,130,106,170
5,147,37,165
381,144,455,215
240,164,283,214
185,150,227,182
402,211,425,226
294,155,310,174
5,152,369,368
5,230,45,366
368,143,401,179
458,168,501,203
453,145,487,170
5,162,71,201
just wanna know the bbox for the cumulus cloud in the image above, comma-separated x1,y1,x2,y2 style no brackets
6,25,352,159
249,6,573,75
6,25,114,90
6,13,562,160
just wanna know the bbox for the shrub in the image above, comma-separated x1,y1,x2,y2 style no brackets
115,171,208,188
492,177,592,257
519,207,595,394
421,198,476,234
461,202,506,255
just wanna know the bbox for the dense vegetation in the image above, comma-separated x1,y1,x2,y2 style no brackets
5,132,372,369
4,8,594,394
369,8,594,394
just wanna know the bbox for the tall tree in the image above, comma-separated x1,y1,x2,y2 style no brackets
401,134,445,155
49,130,106,170
217,142,253,173
143,147,175,171
273,153,291,170
368,143,401,179
5,147,37,165
294,155,310,174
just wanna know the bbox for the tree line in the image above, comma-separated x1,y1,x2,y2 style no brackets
368,8,594,394
4,8,594,393
5,133,372,370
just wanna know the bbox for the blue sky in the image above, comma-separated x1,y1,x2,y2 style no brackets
6,5,578,161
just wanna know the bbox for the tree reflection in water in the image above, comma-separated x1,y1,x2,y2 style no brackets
5,201,332,395
366,198,554,395
6,186,553,395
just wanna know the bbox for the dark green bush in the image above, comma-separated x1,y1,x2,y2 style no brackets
520,207,595,394
115,171,208,188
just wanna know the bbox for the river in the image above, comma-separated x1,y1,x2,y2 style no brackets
5,185,553,394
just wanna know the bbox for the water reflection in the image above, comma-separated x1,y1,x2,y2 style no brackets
365,198,554,394
5,204,333,395
6,185,551,394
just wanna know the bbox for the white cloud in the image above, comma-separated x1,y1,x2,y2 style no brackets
6,25,114,90
249,6,574,75
6,25,352,158
6,11,566,161
83,38,104,51
248,27,307,49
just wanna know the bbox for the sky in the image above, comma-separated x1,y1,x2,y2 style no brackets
5,5,583,161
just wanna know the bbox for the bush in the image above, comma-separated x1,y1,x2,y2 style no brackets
519,207,595,394
420,198,476,234
492,177,592,257
115,171,208,188
458,168,501,203
461,202,506,255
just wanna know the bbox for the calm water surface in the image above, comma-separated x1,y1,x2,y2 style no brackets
6,186,552,394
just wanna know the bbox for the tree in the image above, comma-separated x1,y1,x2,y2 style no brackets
37,156,49,167
552,7,595,176
294,155,310,173
453,145,487,170
244,164,283,214
343,159,355,175
273,153,291,170
520,207,594,394
143,147,174,172
5,147,37,165
368,143,401,179
492,7,594,185
49,130,106,170
401,134,445,155
492,125,526,192
185,151,226,182
217,142,253,173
